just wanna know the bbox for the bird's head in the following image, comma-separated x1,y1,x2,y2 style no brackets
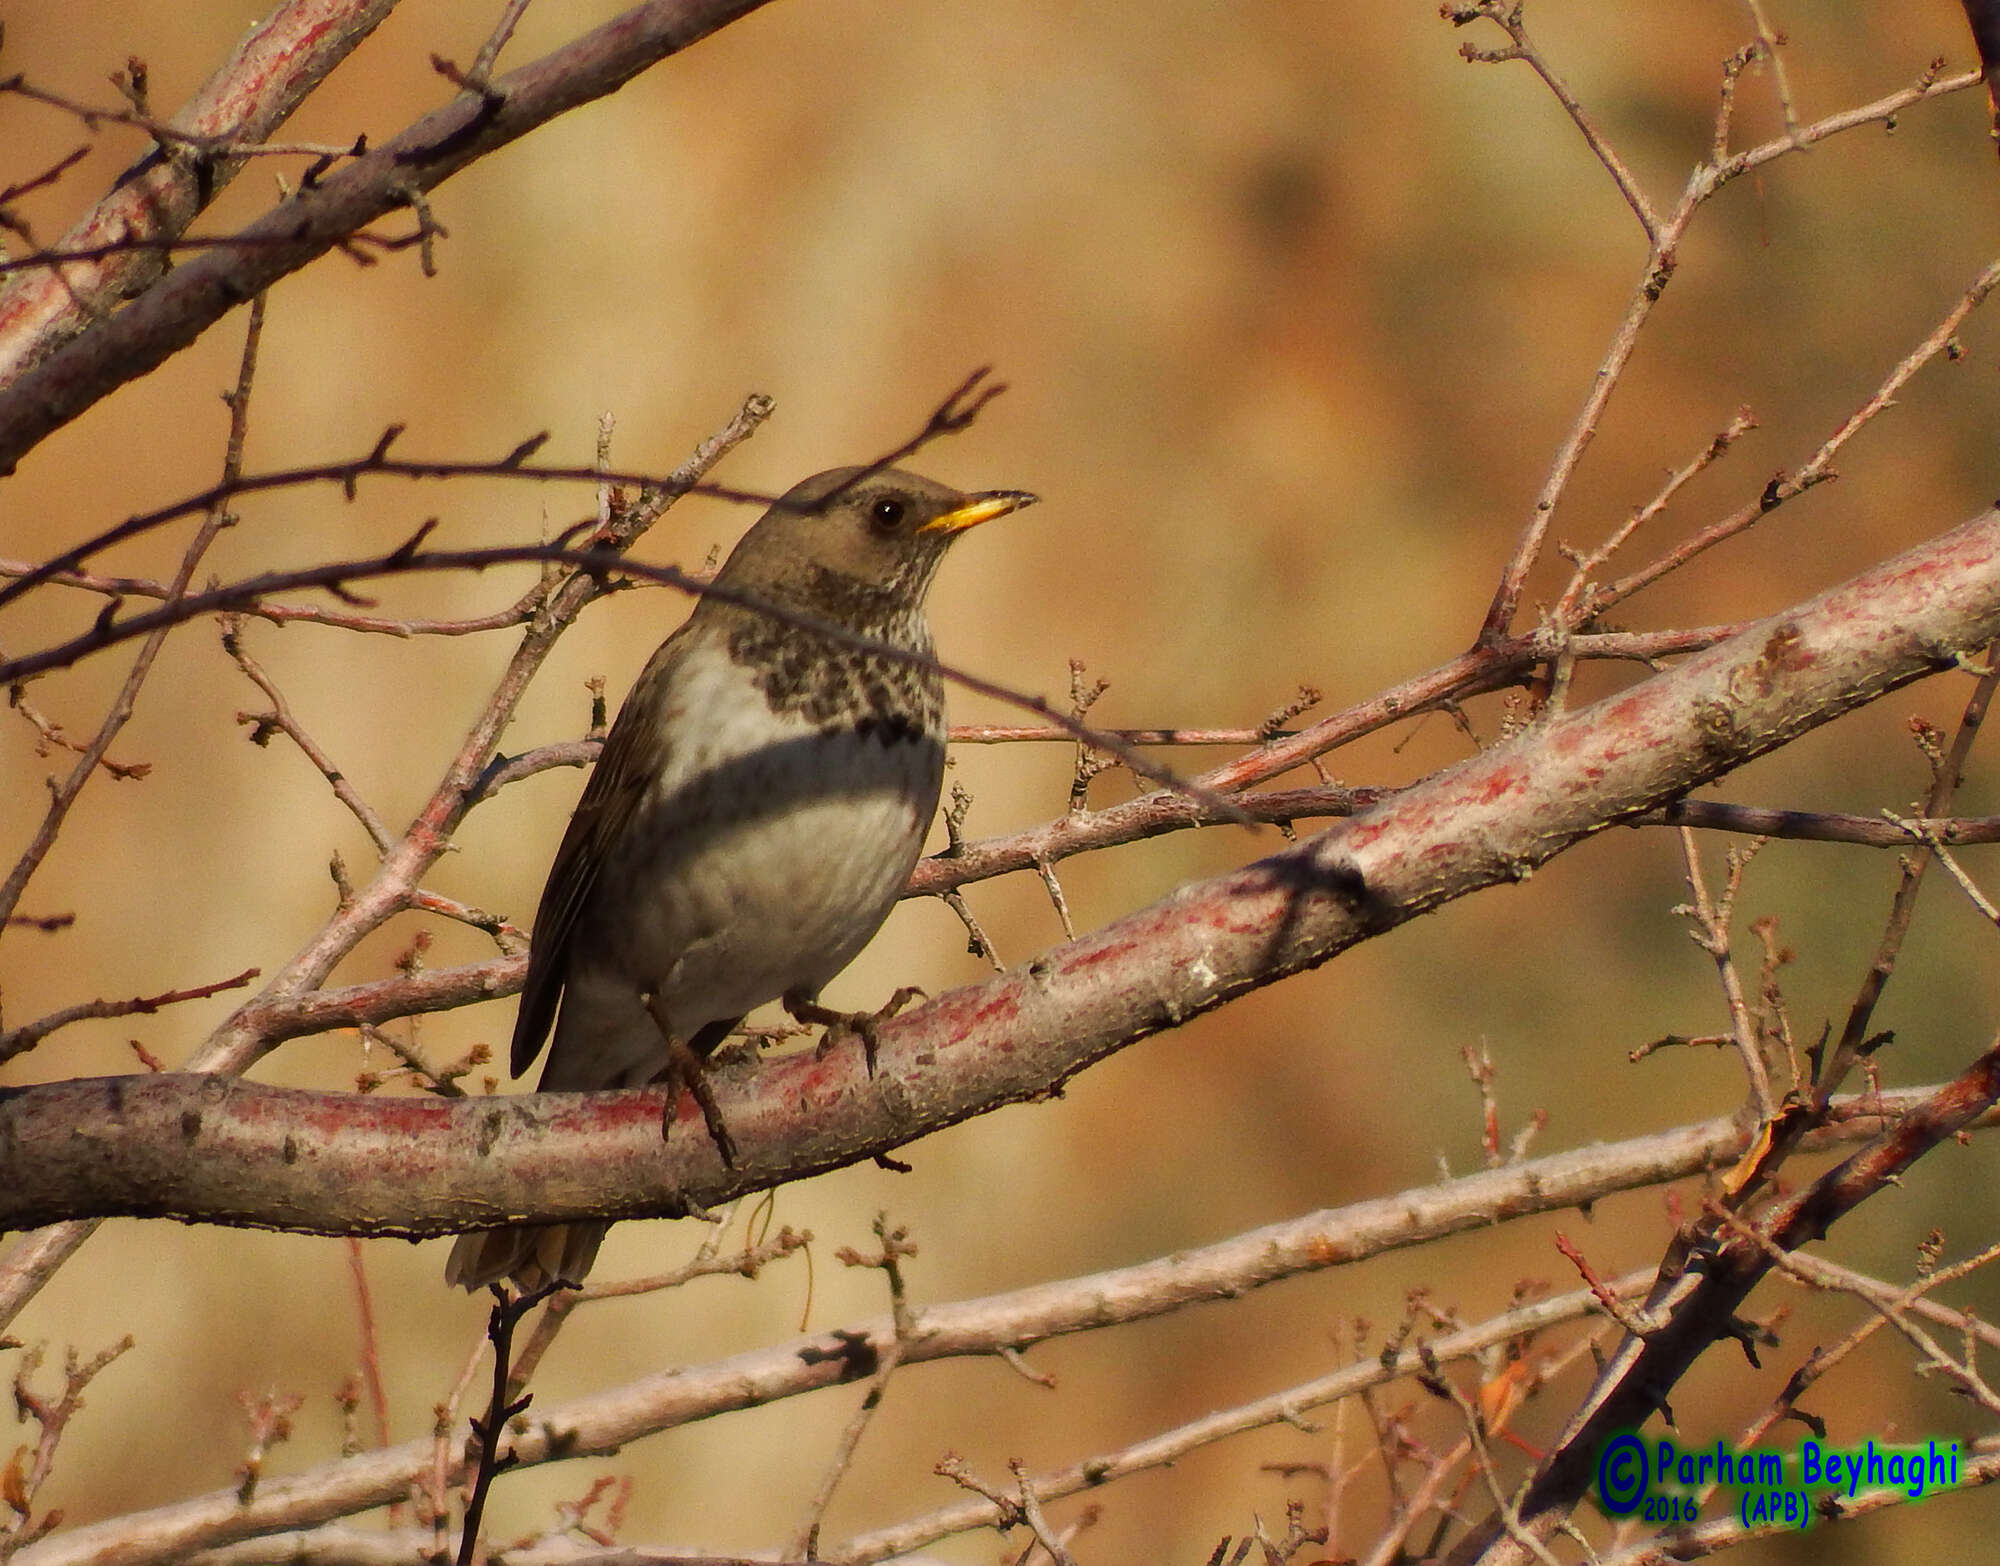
713,466,1037,624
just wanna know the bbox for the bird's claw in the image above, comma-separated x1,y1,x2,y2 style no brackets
786,986,925,1077
646,1007,738,1167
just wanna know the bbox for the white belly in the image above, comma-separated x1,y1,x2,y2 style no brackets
638,735,938,1022
542,639,941,1088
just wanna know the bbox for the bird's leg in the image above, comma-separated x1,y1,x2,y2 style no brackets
642,994,738,1167
783,986,926,1077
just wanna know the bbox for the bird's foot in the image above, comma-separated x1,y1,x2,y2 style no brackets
644,1005,739,1167
785,986,925,1076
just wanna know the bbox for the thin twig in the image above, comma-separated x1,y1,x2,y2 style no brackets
1597,258,2000,617
1820,654,2000,1102
836,1272,1651,1564
1674,830,1777,1121
2,539,1259,825
1555,409,1756,623
221,618,395,853
1448,3,1660,240
1742,0,1801,141
0,391,776,1333
0,967,260,1066
789,1217,920,1559
0,291,266,929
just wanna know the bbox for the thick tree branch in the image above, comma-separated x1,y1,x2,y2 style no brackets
5,1092,1961,1566
5,504,1999,1233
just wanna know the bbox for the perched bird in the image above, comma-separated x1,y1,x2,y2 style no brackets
446,466,1036,1291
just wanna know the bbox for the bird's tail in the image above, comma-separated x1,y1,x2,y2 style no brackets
443,1221,608,1293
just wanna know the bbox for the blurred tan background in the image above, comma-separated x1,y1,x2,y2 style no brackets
5,1,2000,1560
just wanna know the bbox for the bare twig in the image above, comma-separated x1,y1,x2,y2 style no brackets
0,967,260,1067
1819,654,2000,1102
844,1274,1646,1565
1,1336,136,1550
0,0,400,387
0,0,783,472
789,1217,920,1559
0,391,775,1332
1,291,266,930
1593,258,2000,619
1673,831,1777,1120
1447,3,1660,240
221,619,395,853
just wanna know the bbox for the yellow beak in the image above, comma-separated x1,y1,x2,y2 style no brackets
919,488,1039,534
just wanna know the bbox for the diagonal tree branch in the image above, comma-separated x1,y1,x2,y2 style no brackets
0,0,777,474
1449,1033,2000,1566
0,0,401,387
4,502,1998,1239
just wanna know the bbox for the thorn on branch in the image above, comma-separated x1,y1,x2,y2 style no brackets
1259,684,1323,738
924,364,1006,438
237,710,280,747
360,424,406,484
797,1328,879,1380
301,133,368,191
109,56,149,120
1785,1403,1830,1441
940,886,1004,969
388,518,440,566
1718,1313,1777,1369
430,52,506,107
500,431,550,468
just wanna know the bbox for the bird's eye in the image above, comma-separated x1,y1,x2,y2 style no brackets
869,497,906,530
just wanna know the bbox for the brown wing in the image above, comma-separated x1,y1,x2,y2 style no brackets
509,631,682,1078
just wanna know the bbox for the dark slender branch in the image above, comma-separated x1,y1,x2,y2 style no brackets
0,359,1004,614
0,443,771,614
0,293,266,930
1651,798,2000,847
0,539,1253,822
453,1285,551,1566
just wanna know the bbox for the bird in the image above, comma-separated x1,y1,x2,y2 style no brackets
445,466,1037,1291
